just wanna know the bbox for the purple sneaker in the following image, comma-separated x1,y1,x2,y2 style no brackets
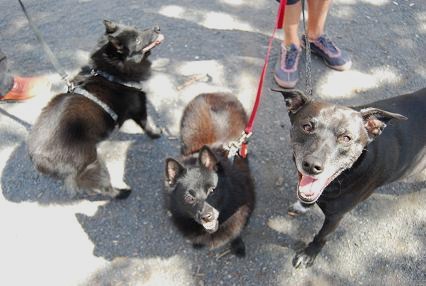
274,43,302,88
302,34,352,71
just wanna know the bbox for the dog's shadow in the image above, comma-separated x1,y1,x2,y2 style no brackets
75,132,186,259
0,130,168,205
1,142,76,204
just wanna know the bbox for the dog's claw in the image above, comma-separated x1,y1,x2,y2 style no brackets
292,251,317,268
287,207,303,217
292,254,303,268
288,210,299,217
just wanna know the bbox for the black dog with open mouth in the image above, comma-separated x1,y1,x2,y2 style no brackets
273,88,425,268
28,20,164,199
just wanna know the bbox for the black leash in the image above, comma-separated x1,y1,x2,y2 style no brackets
301,0,313,97
18,0,74,92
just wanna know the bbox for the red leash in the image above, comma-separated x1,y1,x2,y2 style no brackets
238,0,287,158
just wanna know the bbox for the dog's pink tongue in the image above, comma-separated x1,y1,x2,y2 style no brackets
299,175,328,196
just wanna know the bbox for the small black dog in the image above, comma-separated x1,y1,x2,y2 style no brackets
273,88,426,268
165,93,255,257
28,20,164,199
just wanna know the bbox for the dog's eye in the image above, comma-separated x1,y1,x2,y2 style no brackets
302,123,314,133
207,187,215,195
340,135,352,143
184,194,195,204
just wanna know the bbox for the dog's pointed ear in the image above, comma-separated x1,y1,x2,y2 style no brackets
165,158,186,186
271,88,310,114
103,20,118,34
107,35,124,52
199,146,218,172
360,108,407,142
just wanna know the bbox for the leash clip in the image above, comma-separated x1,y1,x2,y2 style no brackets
224,131,252,162
66,80,75,93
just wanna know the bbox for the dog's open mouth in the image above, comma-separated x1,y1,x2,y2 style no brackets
142,33,164,52
201,219,219,233
200,207,219,233
296,171,341,204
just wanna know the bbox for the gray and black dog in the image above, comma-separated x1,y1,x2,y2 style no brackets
28,20,164,199
273,88,426,268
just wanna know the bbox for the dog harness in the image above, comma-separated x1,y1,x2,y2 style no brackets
73,87,118,122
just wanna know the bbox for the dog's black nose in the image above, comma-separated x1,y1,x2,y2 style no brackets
302,156,324,175
201,212,213,222
154,25,160,32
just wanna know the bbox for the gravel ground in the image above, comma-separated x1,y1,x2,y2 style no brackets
0,0,425,285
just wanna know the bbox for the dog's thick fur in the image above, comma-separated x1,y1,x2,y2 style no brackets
165,93,255,257
273,88,426,268
28,20,163,199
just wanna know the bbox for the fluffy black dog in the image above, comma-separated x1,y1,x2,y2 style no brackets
28,20,164,199
165,93,255,257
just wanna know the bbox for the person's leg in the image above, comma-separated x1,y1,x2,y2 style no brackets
0,50,14,96
302,0,352,71
274,0,303,88
306,0,331,41
283,1,303,47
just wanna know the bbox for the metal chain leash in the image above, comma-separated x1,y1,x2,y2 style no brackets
301,0,313,97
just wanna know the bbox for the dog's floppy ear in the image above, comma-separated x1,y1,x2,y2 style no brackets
103,20,119,34
107,35,124,52
271,88,310,114
165,158,186,186
199,146,218,172
360,107,407,142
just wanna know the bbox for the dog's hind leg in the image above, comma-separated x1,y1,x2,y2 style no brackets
64,174,79,197
134,98,161,139
138,116,162,139
76,158,131,199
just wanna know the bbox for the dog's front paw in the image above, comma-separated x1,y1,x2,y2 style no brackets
230,237,246,258
115,188,132,199
192,243,205,249
292,249,317,268
288,201,309,217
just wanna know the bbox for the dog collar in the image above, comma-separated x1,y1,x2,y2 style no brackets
90,69,141,89
74,87,118,122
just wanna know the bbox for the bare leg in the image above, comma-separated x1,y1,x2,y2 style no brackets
306,0,332,40
283,2,303,47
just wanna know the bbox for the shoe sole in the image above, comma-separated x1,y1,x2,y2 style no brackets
273,74,298,89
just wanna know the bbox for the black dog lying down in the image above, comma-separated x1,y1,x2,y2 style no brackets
28,20,164,199
273,88,426,268
165,93,255,257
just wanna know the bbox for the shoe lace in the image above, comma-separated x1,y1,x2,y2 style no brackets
317,35,338,54
284,45,299,69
